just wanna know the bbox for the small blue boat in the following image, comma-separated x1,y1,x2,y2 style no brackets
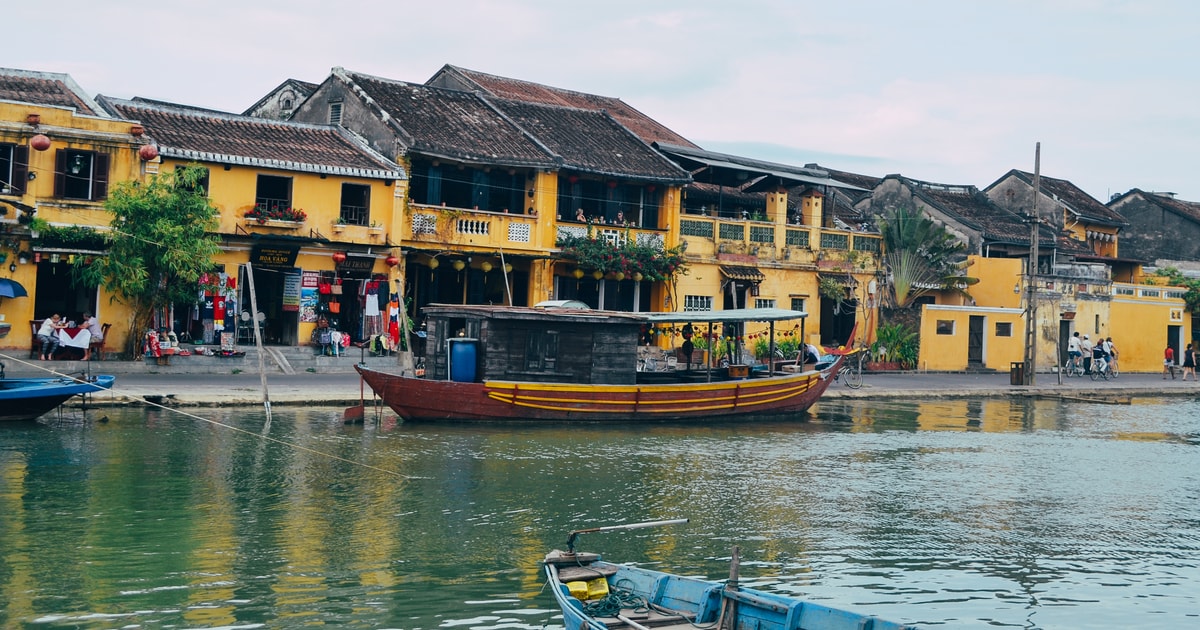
544,520,917,630
0,373,115,422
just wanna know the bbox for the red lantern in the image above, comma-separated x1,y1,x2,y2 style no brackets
385,254,400,267
29,134,50,151
607,180,618,189
331,251,347,264
567,175,579,184
138,144,159,161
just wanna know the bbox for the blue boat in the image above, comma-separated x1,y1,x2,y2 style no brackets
0,373,115,422
544,520,916,630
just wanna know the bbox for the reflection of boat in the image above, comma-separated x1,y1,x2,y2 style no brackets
356,304,840,422
543,520,915,630
0,374,116,422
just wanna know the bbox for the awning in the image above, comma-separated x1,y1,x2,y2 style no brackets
655,142,869,192
720,265,765,283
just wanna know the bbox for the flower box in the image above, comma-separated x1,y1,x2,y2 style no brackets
250,219,304,229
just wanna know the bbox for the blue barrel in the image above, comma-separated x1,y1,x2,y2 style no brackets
449,339,477,382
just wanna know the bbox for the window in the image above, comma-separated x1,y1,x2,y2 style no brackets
54,149,109,200
329,102,343,125
754,298,775,309
340,183,370,225
0,143,29,195
175,165,210,196
255,175,293,213
995,322,1013,337
525,330,558,371
790,297,806,312
684,295,713,312
936,320,955,335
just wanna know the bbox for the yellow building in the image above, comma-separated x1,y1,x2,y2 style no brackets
98,96,406,350
917,304,1025,372
0,69,146,357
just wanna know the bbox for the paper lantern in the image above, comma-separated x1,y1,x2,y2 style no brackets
633,272,643,282
572,268,584,280
614,271,625,281
503,263,513,273
480,261,493,273
138,144,159,161
385,254,401,267
30,134,50,151
452,260,466,271
592,270,603,280
428,257,439,270
331,251,347,264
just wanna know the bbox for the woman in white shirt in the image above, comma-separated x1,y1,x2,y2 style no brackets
37,314,65,360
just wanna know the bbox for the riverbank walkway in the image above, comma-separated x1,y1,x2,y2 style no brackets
8,358,1197,408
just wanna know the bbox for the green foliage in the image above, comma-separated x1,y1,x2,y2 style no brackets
557,229,687,282
76,165,221,356
30,220,110,250
871,322,919,367
1154,267,1200,312
878,206,973,308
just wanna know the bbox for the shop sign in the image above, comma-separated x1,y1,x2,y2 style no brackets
282,272,302,312
337,255,376,279
251,244,300,268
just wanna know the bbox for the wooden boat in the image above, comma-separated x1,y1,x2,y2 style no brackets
0,373,115,422
356,304,841,422
543,520,916,630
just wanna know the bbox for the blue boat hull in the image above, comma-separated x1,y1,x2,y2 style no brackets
544,550,916,630
0,375,115,422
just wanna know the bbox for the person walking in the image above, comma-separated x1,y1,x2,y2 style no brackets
1164,344,1176,379
1081,334,1094,373
1183,343,1197,381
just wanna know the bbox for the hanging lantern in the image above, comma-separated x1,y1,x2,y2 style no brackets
452,260,466,271
30,134,51,151
480,261,493,273
573,268,585,280
607,180,618,189
614,271,625,281
331,251,347,264
592,270,604,280
633,271,643,282
503,263,513,273
428,257,440,270
138,144,159,161
385,254,401,267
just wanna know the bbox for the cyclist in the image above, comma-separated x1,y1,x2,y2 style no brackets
1081,334,1094,373
1067,332,1082,372
1104,337,1119,377
1091,340,1109,377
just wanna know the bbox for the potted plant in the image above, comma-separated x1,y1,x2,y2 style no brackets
244,205,307,225
331,217,347,233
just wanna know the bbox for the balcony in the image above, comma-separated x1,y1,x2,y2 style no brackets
408,203,538,249
678,216,880,266
554,222,666,250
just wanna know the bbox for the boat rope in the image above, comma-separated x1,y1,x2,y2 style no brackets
0,351,421,480
583,583,650,618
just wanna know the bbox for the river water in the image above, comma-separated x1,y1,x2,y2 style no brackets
1,396,1198,629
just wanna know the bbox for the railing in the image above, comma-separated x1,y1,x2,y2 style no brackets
339,204,369,226
408,203,536,245
556,224,665,249
678,215,881,261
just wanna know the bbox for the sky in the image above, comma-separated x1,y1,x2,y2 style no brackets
6,0,1199,202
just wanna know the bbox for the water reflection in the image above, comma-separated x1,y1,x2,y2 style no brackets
1,397,1198,629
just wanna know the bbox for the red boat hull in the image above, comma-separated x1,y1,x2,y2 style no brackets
355,361,838,422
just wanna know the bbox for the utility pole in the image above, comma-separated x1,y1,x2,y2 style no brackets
1023,143,1041,385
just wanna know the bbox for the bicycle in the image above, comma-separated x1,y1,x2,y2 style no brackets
1089,355,1111,381
1061,356,1085,378
834,349,864,389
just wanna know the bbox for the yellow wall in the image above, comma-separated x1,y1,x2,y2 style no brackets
918,305,1025,371
967,256,1024,309
1108,284,1190,373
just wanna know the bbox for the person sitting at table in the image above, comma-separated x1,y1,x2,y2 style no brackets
81,312,103,361
37,314,66,360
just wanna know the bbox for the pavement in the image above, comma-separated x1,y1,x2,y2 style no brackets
12,359,1198,409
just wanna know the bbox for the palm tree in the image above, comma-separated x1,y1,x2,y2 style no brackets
878,206,974,308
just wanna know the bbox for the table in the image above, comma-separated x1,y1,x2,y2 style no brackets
58,327,92,349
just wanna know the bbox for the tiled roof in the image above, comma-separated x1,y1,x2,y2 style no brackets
97,96,404,178
906,178,1043,246
1114,189,1200,224
1009,170,1127,227
490,98,689,183
429,65,699,148
340,69,557,169
0,67,102,116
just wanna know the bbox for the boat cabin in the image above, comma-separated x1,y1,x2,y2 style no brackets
420,304,646,385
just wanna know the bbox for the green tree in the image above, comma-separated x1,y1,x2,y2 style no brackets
76,165,220,356
878,206,974,308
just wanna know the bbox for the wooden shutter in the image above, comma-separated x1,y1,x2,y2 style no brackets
92,153,110,200
53,149,66,197
11,146,28,194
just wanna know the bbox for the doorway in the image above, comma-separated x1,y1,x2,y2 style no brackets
967,315,984,368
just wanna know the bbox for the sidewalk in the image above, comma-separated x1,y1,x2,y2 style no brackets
40,365,1200,409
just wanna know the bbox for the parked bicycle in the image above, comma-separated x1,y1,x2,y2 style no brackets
834,349,864,389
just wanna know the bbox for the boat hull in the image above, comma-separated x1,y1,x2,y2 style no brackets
356,361,838,422
0,375,115,422
543,552,915,630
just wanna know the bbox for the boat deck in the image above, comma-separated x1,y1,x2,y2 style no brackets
596,608,695,629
